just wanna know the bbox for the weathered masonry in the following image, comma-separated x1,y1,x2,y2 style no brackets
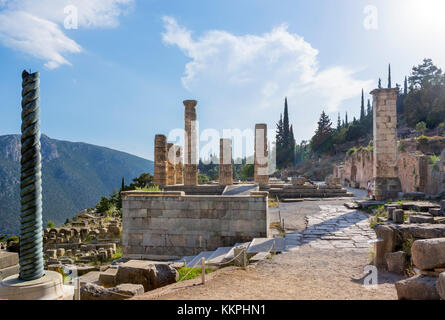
121,191,269,260
371,88,402,200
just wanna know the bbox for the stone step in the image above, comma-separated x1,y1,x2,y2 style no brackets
246,238,285,257
223,242,251,261
222,184,259,195
206,247,233,265
249,252,272,263
186,251,215,268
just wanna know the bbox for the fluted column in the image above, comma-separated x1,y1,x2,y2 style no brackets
254,124,269,186
183,100,198,186
154,134,168,186
167,143,176,185
19,70,44,281
219,139,233,185
175,145,184,185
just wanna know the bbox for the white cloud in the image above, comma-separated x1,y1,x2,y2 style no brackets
162,17,373,140
0,0,133,68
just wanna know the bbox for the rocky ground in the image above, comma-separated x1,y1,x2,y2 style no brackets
134,190,405,300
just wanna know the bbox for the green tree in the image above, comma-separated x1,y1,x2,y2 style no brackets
275,97,296,169
416,121,427,134
360,89,365,120
47,221,56,228
310,111,334,154
240,164,254,179
404,59,445,128
198,174,210,185
409,58,444,88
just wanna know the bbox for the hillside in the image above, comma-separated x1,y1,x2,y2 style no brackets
0,134,153,235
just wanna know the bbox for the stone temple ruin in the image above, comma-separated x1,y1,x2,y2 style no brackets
121,99,353,261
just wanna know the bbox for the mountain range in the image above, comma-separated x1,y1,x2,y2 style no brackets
0,134,153,236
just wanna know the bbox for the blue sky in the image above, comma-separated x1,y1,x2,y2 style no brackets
1,0,445,160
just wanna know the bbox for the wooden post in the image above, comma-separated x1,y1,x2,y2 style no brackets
201,257,206,284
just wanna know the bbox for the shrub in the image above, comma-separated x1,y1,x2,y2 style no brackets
417,135,429,144
198,174,210,185
177,267,213,282
47,221,55,228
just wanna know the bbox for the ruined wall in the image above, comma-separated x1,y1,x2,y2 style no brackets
338,149,373,189
397,152,429,193
122,191,269,260
336,150,430,193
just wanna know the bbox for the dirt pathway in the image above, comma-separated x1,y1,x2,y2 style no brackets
134,196,405,300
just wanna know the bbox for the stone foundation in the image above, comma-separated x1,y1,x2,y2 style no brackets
121,191,269,260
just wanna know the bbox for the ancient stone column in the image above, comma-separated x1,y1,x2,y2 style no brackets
19,70,44,281
219,139,233,185
154,134,168,186
175,146,184,185
370,88,402,200
183,100,198,186
254,124,269,186
167,143,176,185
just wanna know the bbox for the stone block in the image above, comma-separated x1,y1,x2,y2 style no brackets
385,251,409,275
115,260,178,292
98,268,118,288
0,264,19,281
112,283,144,297
395,275,440,300
437,272,445,300
412,238,445,270
430,208,443,217
0,252,18,269
393,209,405,224
409,215,435,224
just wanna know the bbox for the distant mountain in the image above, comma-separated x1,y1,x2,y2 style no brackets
0,134,153,235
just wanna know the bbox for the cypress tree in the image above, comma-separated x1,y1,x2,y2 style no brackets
283,97,290,145
121,177,125,191
289,125,296,166
367,99,372,116
404,76,408,95
360,89,365,120
388,64,392,88
275,113,284,169
345,112,349,126
378,78,382,89
337,113,341,130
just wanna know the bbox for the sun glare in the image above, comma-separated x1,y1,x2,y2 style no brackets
400,0,445,29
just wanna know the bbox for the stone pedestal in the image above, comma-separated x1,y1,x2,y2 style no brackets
167,143,176,185
370,88,402,200
154,135,168,186
372,177,402,201
0,271,74,300
219,139,233,185
183,100,198,186
254,124,269,186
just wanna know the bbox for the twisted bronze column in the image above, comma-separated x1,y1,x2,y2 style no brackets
19,70,44,281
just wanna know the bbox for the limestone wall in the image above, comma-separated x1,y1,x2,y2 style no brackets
122,191,269,260
335,149,431,193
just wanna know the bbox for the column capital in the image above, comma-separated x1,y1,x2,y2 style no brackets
183,100,197,108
